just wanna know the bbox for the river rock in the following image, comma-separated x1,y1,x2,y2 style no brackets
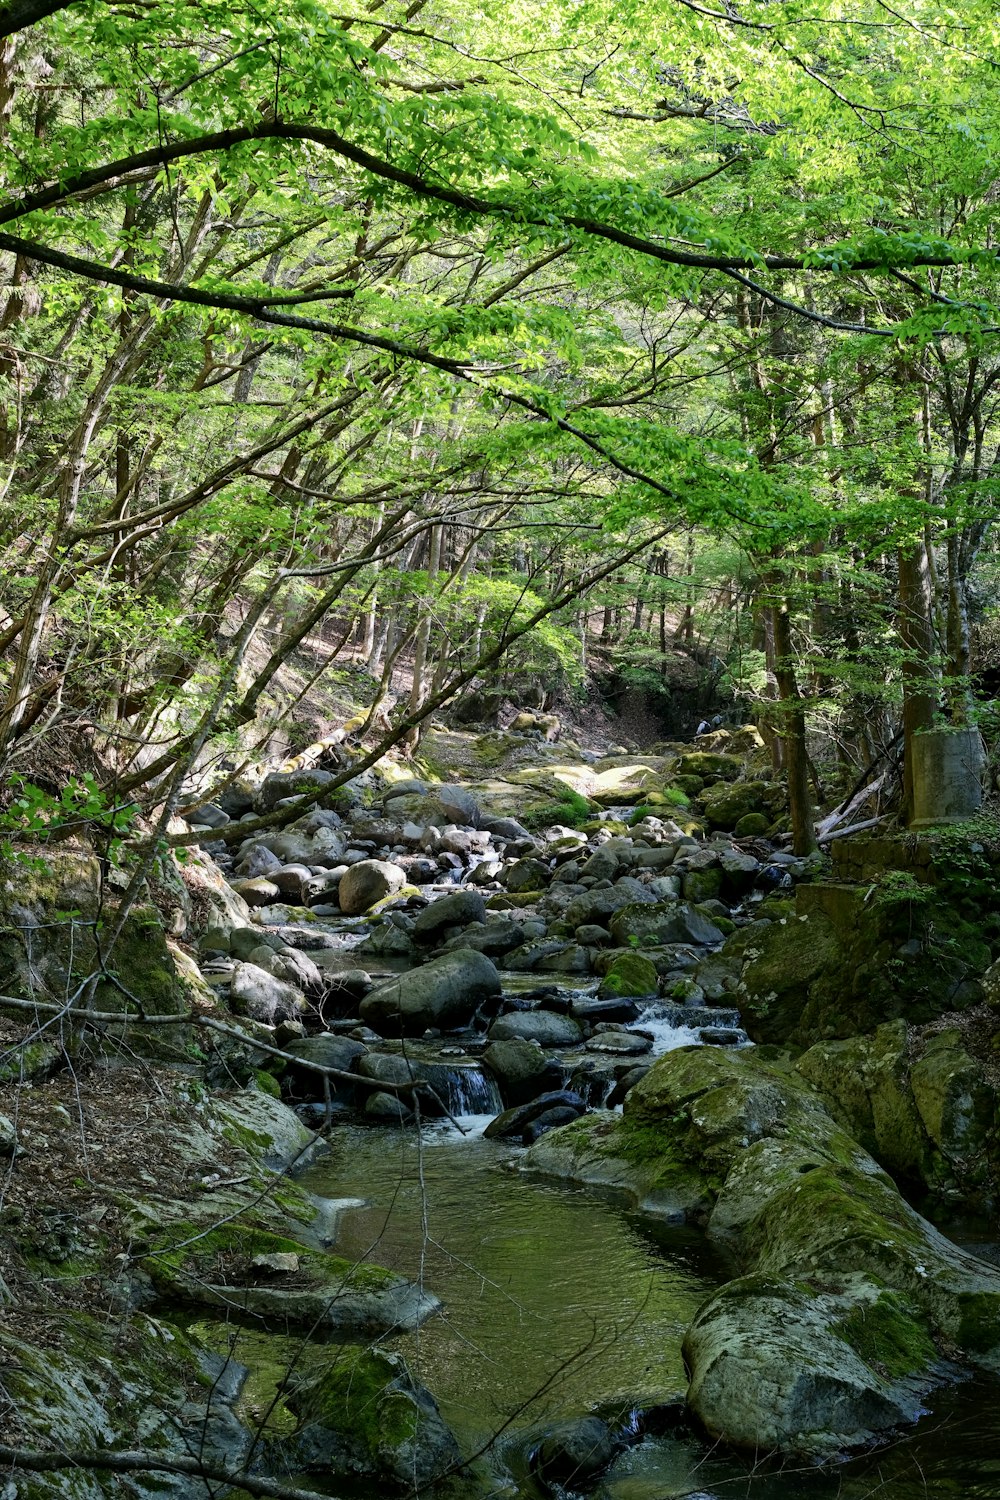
364,1090,414,1122
229,962,306,1024
534,1415,618,1488
283,1347,462,1489
597,952,658,998
236,844,283,879
232,876,281,907
338,859,407,915
255,767,337,811
506,857,550,893
488,1010,583,1047
269,946,326,998
483,1038,564,1105
412,888,487,938
284,1033,367,1078
360,948,502,1035
484,1090,586,1141
684,1275,931,1455
434,783,480,825
609,902,723,948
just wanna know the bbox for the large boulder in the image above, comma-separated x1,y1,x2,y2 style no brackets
524,1045,1000,1455
255,767,337,812
339,860,407,915
360,949,502,1036
488,1009,583,1048
229,962,306,1025
283,1347,462,1490
412,889,487,938
609,902,723,948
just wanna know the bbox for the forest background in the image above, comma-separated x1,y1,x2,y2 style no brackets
0,0,999,852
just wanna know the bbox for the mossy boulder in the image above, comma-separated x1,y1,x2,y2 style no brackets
143,1220,439,1334
701,779,783,832
734,812,771,837
597,952,658,999
734,881,992,1047
797,1021,1000,1203
283,1346,463,1491
676,752,743,782
525,1045,1000,1454
684,1275,934,1455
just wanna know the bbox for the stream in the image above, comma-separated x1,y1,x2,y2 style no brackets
294,1112,1000,1500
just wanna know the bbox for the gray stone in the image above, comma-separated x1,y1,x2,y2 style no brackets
284,1034,368,1077
488,1009,583,1047
364,1090,414,1123
434,783,480,825
241,846,287,876
232,876,281,907
338,860,407,915
535,1416,618,1487
484,1090,586,1141
255,768,336,812
229,962,305,1025
412,889,487,937
360,948,502,1036
483,1038,563,1105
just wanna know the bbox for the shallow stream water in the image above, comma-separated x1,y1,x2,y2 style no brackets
299,1117,1000,1500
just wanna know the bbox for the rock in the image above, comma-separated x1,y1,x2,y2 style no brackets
488,1010,583,1047
735,812,771,837
284,1033,367,1080
684,1275,932,1455
384,778,429,803
677,751,743,781
365,1090,414,1123
505,857,550,893
702,779,782,832
229,962,306,1025
146,1221,437,1336
598,952,658,999
434,783,480,826
575,923,611,946
570,995,641,1025
270,946,326,997
270,863,316,902
255,767,336,812
534,1415,618,1488
484,1090,586,1141
232,876,281,907
412,888,487,937
360,949,502,1035
526,1045,1000,1452
229,926,286,960
483,1038,564,1105
236,844,283,879
609,902,723,948
586,1030,651,1056
338,859,407,915
481,815,532,840
251,1251,299,1274
0,1113,18,1154
283,1346,461,1489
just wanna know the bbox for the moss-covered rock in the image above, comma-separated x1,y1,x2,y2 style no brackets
143,1219,439,1334
283,1346,463,1490
597,952,658,999
684,1274,934,1456
701,779,783,831
734,812,771,837
525,1044,1000,1455
676,752,744,782
734,880,991,1047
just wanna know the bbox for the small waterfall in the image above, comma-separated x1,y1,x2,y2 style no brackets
440,1065,502,1118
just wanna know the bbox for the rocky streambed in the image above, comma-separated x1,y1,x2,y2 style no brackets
5,725,1000,1497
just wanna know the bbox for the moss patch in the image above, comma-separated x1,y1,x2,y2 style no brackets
834,1291,937,1378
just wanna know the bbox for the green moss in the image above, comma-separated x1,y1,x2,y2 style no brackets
292,1346,418,1454
735,812,771,837
598,952,658,998
144,1220,396,1295
955,1291,1000,1355
253,1069,281,1099
834,1291,937,1378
